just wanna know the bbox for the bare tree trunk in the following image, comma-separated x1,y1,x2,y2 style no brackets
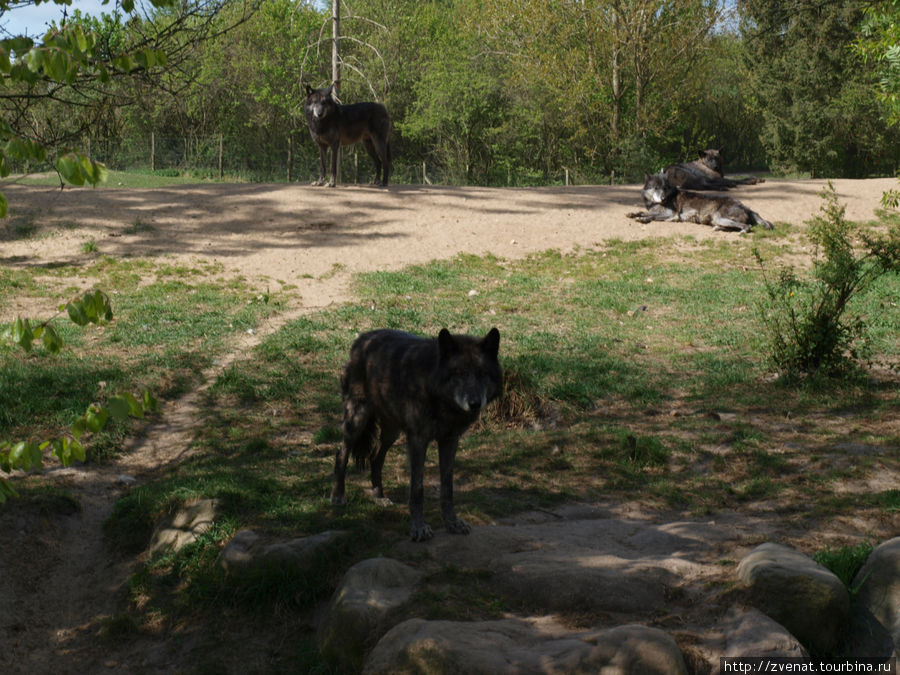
609,1,624,145
332,0,341,182
332,0,341,93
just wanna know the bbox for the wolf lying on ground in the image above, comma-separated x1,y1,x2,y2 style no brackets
664,149,762,191
304,84,392,187
628,172,773,233
331,328,502,542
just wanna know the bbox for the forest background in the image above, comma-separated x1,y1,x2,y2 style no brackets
2,0,900,188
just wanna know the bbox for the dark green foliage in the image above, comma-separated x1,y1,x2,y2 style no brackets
740,0,900,177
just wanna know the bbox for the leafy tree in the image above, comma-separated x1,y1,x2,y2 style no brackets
740,0,900,177
0,0,256,205
854,0,900,124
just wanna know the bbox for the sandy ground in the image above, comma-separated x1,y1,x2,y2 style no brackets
0,177,897,673
2,178,896,313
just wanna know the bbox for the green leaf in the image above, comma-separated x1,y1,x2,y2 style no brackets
0,191,7,218
67,300,89,326
51,438,67,464
12,317,34,351
85,405,109,433
0,478,17,503
78,154,108,186
72,417,87,440
142,389,159,413
69,438,85,463
41,324,63,354
72,26,88,53
107,396,131,420
122,392,144,419
112,54,133,72
46,50,69,82
9,441,41,473
57,153,85,186
25,48,44,73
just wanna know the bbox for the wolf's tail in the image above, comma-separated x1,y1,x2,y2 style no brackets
341,367,376,467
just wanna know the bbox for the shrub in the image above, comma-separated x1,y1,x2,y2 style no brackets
755,183,900,379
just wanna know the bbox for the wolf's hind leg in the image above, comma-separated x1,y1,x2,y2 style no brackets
332,395,373,505
369,423,399,502
711,214,750,232
363,138,382,185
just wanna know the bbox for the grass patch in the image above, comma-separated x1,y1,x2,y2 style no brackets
812,542,875,590
1,258,278,460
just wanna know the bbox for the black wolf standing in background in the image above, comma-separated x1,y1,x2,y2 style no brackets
331,328,502,542
303,84,392,187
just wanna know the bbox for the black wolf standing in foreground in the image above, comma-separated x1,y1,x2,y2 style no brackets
665,149,762,191
628,172,773,233
331,328,502,542
303,84,392,187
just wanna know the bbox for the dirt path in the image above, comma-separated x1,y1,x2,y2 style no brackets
0,178,896,672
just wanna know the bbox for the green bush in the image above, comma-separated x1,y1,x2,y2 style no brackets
755,183,900,379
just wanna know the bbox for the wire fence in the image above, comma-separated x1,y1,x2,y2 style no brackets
90,134,603,186
13,133,600,187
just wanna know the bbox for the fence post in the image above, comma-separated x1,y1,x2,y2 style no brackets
287,134,293,183
218,134,224,179
150,132,155,172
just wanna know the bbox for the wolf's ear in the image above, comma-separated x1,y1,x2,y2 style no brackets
305,84,313,95
482,328,500,359
644,172,650,181
438,328,457,360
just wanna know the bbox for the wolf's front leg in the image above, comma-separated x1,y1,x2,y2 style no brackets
330,443,350,505
328,142,340,187
438,436,470,535
407,437,433,542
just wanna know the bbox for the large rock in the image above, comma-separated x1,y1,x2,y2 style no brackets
737,542,849,655
401,510,724,617
698,607,807,672
848,537,900,659
318,557,423,671
217,528,349,576
363,618,688,675
149,498,219,555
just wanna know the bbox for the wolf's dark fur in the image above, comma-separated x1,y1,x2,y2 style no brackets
332,328,502,542
664,149,762,191
304,84,392,187
628,172,773,233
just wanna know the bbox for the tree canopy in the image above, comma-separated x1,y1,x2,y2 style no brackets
1,0,898,189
